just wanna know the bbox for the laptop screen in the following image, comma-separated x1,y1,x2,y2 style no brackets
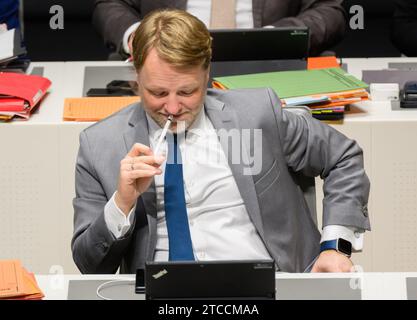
210,27,309,62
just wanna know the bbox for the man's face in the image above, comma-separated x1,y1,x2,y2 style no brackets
137,48,209,132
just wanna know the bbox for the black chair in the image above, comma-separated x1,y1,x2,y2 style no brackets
23,0,110,61
331,0,401,57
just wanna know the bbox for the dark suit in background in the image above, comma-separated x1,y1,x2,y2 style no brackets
391,0,417,56
92,0,347,57
0,0,20,29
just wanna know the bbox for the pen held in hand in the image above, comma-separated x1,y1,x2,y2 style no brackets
154,115,173,156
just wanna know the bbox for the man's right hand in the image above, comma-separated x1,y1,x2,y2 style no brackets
115,143,164,215
0,24,8,33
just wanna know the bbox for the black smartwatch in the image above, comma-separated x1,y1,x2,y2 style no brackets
320,238,352,257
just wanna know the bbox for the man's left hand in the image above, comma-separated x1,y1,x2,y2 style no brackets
311,250,353,273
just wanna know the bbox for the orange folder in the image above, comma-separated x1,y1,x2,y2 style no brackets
307,56,340,70
0,260,44,300
63,96,140,122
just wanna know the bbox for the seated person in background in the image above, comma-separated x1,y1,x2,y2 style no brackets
72,9,370,274
391,0,417,56
0,0,20,31
92,0,347,59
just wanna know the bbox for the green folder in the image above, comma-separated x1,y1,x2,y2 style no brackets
213,67,369,99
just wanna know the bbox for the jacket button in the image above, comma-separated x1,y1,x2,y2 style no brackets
362,205,368,217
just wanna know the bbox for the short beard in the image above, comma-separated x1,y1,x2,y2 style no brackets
148,105,203,134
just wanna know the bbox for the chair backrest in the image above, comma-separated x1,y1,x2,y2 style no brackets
332,0,400,57
285,106,317,226
23,0,110,61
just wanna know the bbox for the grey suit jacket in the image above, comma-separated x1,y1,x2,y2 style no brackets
72,88,370,274
92,0,346,57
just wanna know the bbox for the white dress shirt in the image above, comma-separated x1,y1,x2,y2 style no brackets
104,107,365,263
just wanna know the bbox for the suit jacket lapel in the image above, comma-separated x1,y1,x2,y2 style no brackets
123,104,157,259
205,95,265,239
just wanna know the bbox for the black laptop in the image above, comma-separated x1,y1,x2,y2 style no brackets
209,27,309,78
142,260,276,300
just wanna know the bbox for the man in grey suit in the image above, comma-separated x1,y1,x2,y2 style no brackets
72,9,370,274
92,0,347,58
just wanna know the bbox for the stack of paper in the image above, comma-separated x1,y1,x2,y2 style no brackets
288,90,369,122
213,67,369,122
0,260,44,300
0,28,26,66
0,72,51,121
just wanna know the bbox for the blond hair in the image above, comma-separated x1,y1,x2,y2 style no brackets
132,9,212,70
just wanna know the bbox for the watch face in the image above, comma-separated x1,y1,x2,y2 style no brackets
338,238,352,256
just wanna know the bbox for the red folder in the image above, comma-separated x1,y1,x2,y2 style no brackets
0,72,51,107
0,97,28,111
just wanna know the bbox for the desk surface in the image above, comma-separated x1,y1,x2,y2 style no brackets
35,272,417,300
11,57,417,125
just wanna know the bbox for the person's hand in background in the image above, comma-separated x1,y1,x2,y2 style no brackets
0,23,8,33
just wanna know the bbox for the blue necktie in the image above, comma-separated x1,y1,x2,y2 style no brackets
164,134,195,261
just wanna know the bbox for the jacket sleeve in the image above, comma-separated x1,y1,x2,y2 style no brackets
267,88,371,230
270,0,347,55
71,130,135,274
92,0,141,56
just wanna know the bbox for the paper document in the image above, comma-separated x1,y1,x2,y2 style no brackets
0,29,26,63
